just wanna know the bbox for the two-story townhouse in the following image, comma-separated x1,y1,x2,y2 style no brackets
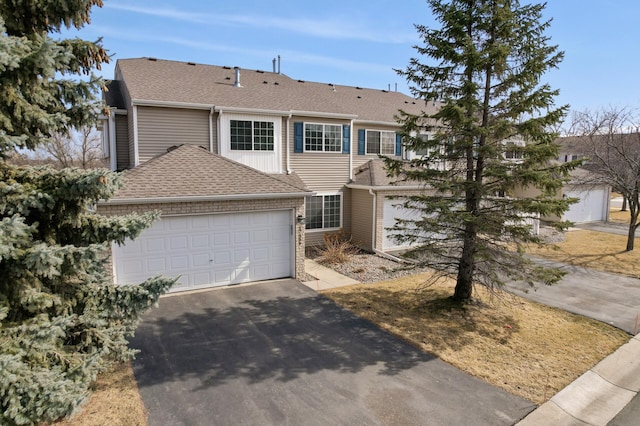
98,57,433,293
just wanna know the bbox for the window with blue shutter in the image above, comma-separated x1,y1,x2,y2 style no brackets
395,134,403,157
342,124,350,154
294,122,303,153
358,129,366,155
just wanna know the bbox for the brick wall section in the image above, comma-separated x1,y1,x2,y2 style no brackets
97,197,306,281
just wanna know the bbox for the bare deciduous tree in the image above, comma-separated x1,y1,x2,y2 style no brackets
36,127,105,169
567,106,640,251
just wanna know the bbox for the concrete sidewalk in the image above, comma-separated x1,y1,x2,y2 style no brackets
303,258,640,426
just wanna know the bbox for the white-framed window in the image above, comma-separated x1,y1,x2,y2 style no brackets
305,123,342,152
305,193,342,230
230,119,274,151
504,141,524,160
366,130,396,155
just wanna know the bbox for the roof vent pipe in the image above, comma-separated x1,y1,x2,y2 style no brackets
277,55,281,74
234,67,242,87
395,83,398,92
272,58,276,73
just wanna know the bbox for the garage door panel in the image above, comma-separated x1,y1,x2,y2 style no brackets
192,235,210,248
192,253,211,268
113,210,292,292
254,229,269,242
147,258,166,273
234,231,250,244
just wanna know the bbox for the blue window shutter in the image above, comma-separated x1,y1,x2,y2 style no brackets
342,124,350,154
358,129,366,155
294,122,303,153
395,134,402,157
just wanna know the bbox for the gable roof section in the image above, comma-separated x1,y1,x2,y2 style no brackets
107,144,311,204
350,159,423,189
113,58,435,123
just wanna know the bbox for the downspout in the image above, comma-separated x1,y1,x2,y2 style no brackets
286,113,292,174
209,105,215,153
108,109,116,170
217,108,223,155
132,104,139,166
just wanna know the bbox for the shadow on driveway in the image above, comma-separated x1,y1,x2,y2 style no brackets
131,279,533,425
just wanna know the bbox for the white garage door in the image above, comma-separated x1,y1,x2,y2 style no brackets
564,187,607,223
383,199,422,250
112,210,292,292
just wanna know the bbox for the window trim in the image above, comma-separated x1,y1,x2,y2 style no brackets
304,192,343,231
229,119,275,151
303,122,343,153
365,129,397,155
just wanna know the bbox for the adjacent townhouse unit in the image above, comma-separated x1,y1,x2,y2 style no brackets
98,57,434,293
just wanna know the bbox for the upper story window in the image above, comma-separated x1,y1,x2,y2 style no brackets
366,130,396,155
504,141,524,160
305,123,342,152
230,120,274,151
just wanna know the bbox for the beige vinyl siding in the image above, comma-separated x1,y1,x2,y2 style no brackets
114,114,129,170
349,188,374,251
137,107,210,163
116,79,135,169
352,124,403,170
289,116,351,192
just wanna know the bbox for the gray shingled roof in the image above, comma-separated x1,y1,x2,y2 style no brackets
112,58,436,123
352,159,422,187
111,144,310,201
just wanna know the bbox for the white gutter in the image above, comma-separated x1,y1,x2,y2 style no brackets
286,113,292,174
354,119,399,127
132,99,213,110
216,106,290,116
132,104,139,166
347,183,424,191
101,191,315,206
209,106,215,153
290,110,357,120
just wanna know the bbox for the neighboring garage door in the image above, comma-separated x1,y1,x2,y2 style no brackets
113,210,292,293
564,187,608,223
383,199,422,250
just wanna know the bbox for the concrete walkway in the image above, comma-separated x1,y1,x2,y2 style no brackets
303,257,640,426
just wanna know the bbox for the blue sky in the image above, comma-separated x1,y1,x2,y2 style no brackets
69,0,640,113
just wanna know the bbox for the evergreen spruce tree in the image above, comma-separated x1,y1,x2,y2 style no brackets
0,2,174,423
386,0,577,301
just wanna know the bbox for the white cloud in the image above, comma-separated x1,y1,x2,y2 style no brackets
103,2,414,44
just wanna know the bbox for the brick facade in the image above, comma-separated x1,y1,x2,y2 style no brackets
97,197,306,283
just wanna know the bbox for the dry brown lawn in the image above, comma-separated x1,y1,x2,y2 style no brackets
51,362,147,426
527,229,640,278
52,226,637,422
610,208,632,224
321,274,629,404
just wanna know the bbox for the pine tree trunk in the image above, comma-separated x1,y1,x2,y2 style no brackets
454,224,476,301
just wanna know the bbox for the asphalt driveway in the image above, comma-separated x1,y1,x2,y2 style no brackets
506,258,640,335
130,279,533,425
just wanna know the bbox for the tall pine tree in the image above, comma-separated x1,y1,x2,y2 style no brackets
386,0,577,301
0,2,174,423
